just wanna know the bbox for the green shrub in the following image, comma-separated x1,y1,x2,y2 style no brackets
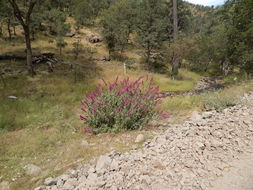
203,92,239,111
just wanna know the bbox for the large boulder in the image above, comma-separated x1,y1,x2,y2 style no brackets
86,34,103,43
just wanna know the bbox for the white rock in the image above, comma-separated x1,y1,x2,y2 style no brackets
49,185,58,190
151,183,168,190
135,134,145,143
44,177,57,186
25,164,42,176
62,178,77,189
7,96,17,99
110,159,120,171
81,140,89,147
190,111,202,121
86,173,98,187
95,155,112,174
202,111,214,119
34,187,43,190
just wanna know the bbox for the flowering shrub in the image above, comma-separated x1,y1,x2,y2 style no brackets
80,76,162,133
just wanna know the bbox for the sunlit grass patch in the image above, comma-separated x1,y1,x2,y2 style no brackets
158,79,253,117
158,95,203,115
97,62,201,92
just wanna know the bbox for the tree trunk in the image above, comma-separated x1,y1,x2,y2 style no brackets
108,49,112,60
13,25,16,35
7,19,12,40
171,0,179,77
0,73,7,88
24,25,36,76
222,57,230,76
172,56,180,76
31,30,35,40
173,0,178,41
8,0,37,75
146,41,151,69
0,23,3,36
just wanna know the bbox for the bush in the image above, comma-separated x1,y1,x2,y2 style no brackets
80,76,162,133
203,92,239,112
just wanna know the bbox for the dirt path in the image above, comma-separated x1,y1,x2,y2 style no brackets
209,147,253,190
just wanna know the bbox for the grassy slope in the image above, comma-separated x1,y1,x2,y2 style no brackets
0,25,252,189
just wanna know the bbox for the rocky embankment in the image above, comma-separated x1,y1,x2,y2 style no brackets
36,92,253,190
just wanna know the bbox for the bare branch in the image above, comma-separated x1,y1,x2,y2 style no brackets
26,0,38,24
8,0,25,26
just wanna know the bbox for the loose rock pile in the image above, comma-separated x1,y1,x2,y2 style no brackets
36,92,253,190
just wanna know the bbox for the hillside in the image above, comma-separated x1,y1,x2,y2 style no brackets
0,0,252,189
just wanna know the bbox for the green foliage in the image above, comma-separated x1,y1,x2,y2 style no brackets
56,37,67,55
0,0,16,39
135,0,170,67
100,0,136,57
72,0,94,30
227,0,253,74
43,8,69,35
72,39,84,59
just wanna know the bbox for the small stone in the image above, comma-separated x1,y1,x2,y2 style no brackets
196,142,205,150
95,155,112,174
202,111,213,119
151,183,168,190
62,178,77,189
34,186,46,190
7,96,17,99
50,185,58,190
25,164,42,176
78,175,87,183
58,174,70,182
86,173,98,186
81,140,89,147
135,134,145,143
211,139,223,148
65,32,75,37
69,169,78,178
97,179,106,187
190,111,202,121
88,167,95,174
110,160,120,171
44,177,57,186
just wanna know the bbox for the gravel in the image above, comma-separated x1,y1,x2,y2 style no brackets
35,92,253,190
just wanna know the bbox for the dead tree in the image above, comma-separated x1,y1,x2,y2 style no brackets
171,0,180,77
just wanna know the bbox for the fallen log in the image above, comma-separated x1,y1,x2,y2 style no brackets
0,53,58,64
0,54,25,60
0,53,58,72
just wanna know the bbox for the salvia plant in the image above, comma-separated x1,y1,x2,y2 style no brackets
80,76,162,133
